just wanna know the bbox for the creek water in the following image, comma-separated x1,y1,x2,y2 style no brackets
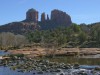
0,50,100,75
80,54,100,58
0,50,9,56
0,65,100,75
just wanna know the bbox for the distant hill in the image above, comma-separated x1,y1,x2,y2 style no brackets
0,22,40,34
0,8,72,34
80,22,100,32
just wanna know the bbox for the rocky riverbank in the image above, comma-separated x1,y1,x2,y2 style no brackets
0,50,100,75
0,58,100,75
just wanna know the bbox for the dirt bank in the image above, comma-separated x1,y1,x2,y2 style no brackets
8,48,100,57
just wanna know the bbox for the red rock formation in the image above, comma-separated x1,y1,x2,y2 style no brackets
47,14,49,21
51,9,72,26
0,8,73,34
41,13,46,22
0,22,40,34
26,8,38,23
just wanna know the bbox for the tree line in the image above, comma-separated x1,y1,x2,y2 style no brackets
26,23,100,48
0,23,100,50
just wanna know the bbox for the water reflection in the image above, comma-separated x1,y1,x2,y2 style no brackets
0,66,56,75
0,50,9,56
80,54,100,58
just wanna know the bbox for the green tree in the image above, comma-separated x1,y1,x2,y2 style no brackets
71,23,81,33
78,32,87,43
26,31,34,43
26,30,41,43
95,30,100,43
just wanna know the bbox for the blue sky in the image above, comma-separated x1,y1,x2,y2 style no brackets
0,0,100,25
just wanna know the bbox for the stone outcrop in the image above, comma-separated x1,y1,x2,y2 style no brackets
0,22,40,34
47,14,49,21
41,13,46,22
0,8,72,34
25,8,72,26
51,9,72,26
26,8,38,23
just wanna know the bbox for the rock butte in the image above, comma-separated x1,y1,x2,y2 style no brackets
0,8,72,34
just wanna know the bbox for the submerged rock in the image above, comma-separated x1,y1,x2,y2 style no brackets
73,63,80,69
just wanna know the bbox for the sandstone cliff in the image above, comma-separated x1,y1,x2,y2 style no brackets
41,13,46,22
51,9,72,26
0,8,72,34
26,8,38,23
0,22,40,34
